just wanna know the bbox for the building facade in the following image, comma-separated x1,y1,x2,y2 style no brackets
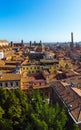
0,74,21,89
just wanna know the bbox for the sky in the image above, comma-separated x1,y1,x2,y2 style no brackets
0,0,81,42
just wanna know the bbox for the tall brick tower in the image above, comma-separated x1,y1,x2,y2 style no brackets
71,32,73,43
70,32,74,50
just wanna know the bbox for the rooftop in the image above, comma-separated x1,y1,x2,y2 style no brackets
51,81,81,124
72,87,81,97
0,74,21,81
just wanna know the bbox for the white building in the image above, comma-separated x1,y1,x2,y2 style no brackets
0,51,4,59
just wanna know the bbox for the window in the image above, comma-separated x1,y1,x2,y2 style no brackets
37,70,40,73
0,83,2,87
16,82,18,86
10,82,13,86
37,66,39,69
23,67,25,70
45,92,48,97
28,71,30,74
5,82,8,87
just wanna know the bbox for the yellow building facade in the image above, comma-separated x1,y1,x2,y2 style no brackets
21,65,43,75
21,64,55,75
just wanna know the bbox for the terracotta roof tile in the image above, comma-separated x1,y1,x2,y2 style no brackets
52,81,81,123
0,74,21,81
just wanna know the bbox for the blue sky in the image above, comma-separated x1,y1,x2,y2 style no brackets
0,0,81,42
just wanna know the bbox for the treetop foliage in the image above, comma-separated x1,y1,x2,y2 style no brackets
0,88,79,130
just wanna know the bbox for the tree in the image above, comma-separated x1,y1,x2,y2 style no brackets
0,88,8,107
0,88,68,130
26,90,67,130
8,105,22,119
73,124,79,130
0,119,13,130
14,89,28,113
31,113,48,130
0,106,4,118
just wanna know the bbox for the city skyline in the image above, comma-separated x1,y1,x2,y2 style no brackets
0,0,81,42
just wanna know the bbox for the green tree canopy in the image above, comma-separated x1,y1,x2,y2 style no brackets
0,88,79,130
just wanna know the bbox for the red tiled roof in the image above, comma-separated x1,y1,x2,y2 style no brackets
52,81,81,123
34,73,46,80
